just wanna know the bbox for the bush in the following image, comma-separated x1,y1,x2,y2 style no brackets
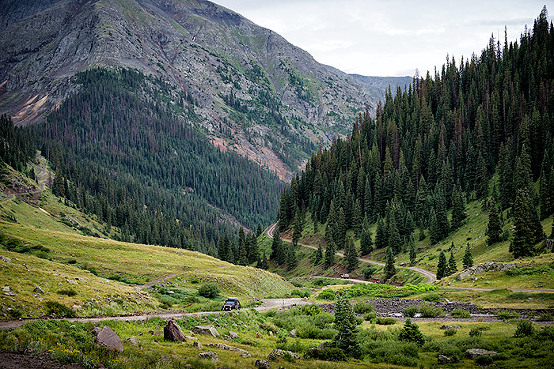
197,283,219,298
57,289,77,297
398,318,425,346
450,308,471,318
290,289,311,298
363,265,378,279
422,341,462,363
7,308,22,319
514,320,535,337
375,318,396,325
403,305,419,317
297,304,321,316
475,355,494,365
45,301,76,318
496,310,520,321
363,311,377,321
317,289,336,300
306,346,346,361
421,293,441,302
537,313,553,321
418,302,445,317
444,329,457,336
469,326,488,337
362,340,419,367
353,302,374,314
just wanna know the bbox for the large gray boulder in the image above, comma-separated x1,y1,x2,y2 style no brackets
255,359,271,369
193,325,220,337
95,326,123,352
164,319,186,341
198,352,218,360
465,348,497,359
267,348,300,361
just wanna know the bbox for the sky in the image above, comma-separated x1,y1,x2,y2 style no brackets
212,0,552,77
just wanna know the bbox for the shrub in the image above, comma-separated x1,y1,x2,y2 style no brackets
306,346,346,361
402,305,419,318
422,341,462,363
537,313,553,321
362,340,419,367
363,265,378,279
290,289,311,298
45,301,76,318
475,355,494,365
418,302,445,317
444,329,457,336
363,311,377,321
450,308,471,318
353,302,374,314
297,304,322,316
421,293,441,302
8,308,22,319
496,310,520,321
375,318,396,325
469,327,487,337
317,289,336,300
398,318,425,346
197,283,219,298
514,320,535,337
57,289,77,297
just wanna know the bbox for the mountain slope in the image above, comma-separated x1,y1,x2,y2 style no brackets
0,0,384,179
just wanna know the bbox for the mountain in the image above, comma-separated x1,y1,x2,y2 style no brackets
0,0,390,181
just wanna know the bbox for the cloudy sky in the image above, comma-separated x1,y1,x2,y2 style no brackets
212,0,551,77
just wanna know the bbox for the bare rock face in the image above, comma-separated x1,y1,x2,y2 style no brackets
457,262,516,280
164,319,186,342
95,326,123,352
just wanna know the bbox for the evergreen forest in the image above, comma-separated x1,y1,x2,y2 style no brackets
277,8,554,262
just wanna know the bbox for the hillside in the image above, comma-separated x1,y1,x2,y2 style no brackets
0,0,389,180
272,8,554,284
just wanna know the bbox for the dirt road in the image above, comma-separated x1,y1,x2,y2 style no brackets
266,223,436,282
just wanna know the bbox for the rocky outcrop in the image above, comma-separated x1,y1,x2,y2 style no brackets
94,326,123,352
465,348,497,359
193,325,220,337
198,352,218,360
457,262,517,281
267,349,300,361
164,319,186,342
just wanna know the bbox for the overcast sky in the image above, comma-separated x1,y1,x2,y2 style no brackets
212,0,551,77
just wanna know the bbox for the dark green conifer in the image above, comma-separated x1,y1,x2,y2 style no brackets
409,237,417,266
314,243,323,264
333,292,361,358
451,186,466,230
384,247,396,280
324,240,336,268
436,251,447,279
345,237,359,273
486,198,502,245
463,244,473,269
447,250,457,276
360,223,373,255
270,230,285,265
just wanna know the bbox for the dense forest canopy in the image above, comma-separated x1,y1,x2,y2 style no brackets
277,7,554,260
28,68,284,253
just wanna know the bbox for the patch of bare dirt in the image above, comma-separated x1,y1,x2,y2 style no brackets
0,350,84,369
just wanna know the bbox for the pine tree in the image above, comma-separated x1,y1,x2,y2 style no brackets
398,318,425,346
333,292,361,358
429,208,440,245
409,237,417,266
256,224,263,237
270,230,285,265
384,247,396,280
314,243,323,264
237,228,247,265
486,198,502,245
463,244,473,269
388,214,403,254
375,218,387,249
352,200,362,236
360,226,373,255
324,240,336,268
292,212,302,247
345,237,359,273
436,251,447,279
451,186,466,230
257,251,268,269
286,244,297,270
447,251,457,276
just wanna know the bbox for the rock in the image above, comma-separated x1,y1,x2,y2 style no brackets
268,331,273,336
222,334,231,341
229,331,239,339
458,262,516,280
256,332,262,338
240,351,251,358
164,319,186,342
185,336,197,341
198,352,218,360
124,336,140,346
192,341,203,350
465,348,497,359
92,327,102,335
33,286,45,294
255,359,271,369
0,256,11,262
3,292,15,296
2,286,10,292
267,349,300,361
438,355,452,364
95,326,123,352
289,329,297,338
193,325,220,337
440,325,461,330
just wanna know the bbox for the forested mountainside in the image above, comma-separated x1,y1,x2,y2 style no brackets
0,0,388,180
25,68,284,253
277,8,554,260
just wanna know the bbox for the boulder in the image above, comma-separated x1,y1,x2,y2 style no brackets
0,256,11,263
255,359,271,369
465,348,497,359
33,286,45,294
267,349,300,361
92,327,102,335
440,325,461,330
193,325,220,337
198,352,218,360
229,331,239,339
95,326,123,352
289,329,297,338
2,286,10,292
164,319,186,342
192,341,203,350
438,355,452,364
240,351,251,358
124,336,140,346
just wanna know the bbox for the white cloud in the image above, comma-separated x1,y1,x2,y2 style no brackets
212,0,552,76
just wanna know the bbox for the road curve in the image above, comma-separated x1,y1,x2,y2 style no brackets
266,223,436,283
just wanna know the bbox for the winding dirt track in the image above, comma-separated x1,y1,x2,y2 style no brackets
266,223,436,282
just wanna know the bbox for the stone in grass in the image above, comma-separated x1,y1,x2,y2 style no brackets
192,341,203,350
95,326,123,352
193,325,220,337
255,359,271,369
267,349,300,361
440,325,461,330
124,336,140,346
198,352,218,360
438,355,452,364
229,331,239,339
33,286,45,294
164,319,186,342
465,348,497,359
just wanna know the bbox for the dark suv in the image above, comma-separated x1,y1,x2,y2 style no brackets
221,297,240,311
